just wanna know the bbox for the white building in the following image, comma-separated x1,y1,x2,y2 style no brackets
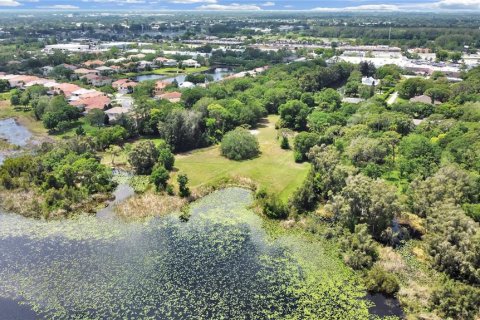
182,59,201,68
43,43,90,54
180,81,195,89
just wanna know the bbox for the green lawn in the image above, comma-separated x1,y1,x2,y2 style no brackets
116,66,210,79
174,115,310,201
152,66,210,75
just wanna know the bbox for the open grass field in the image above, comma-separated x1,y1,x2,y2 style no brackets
174,115,310,201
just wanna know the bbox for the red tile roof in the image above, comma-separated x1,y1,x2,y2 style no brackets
72,95,111,111
54,83,82,97
74,68,97,75
159,91,182,100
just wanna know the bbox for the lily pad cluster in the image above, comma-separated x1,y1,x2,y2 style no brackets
0,188,374,319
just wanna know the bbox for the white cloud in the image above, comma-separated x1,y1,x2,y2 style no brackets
345,4,399,11
82,0,146,3
197,3,262,10
169,0,216,3
39,4,80,9
313,1,480,12
435,0,480,10
262,1,275,6
313,4,399,12
0,0,21,6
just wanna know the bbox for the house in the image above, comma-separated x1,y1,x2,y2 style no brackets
95,66,114,75
74,68,97,77
71,88,98,99
112,79,138,94
137,60,154,70
42,81,59,89
154,80,169,96
362,77,378,86
179,81,195,89
410,95,441,105
107,57,127,64
83,59,105,68
43,43,90,54
60,64,77,71
110,65,123,73
53,83,83,98
105,107,130,122
76,91,104,100
155,57,177,67
157,91,182,103
128,53,146,60
8,75,41,88
24,79,51,88
83,74,112,87
182,59,201,68
114,95,134,108
71,95,111,111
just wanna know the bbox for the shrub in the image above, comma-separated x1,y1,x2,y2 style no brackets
280,136,290,149
431,280,480,320
365,265,400,296
150,165,169,191
257,190,288,219
177,173,190,198
293,132,319,162
342,224,379,270
220,128,260,161
158,148,175,171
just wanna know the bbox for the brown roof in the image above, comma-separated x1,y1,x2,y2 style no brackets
9,75,40,83
72,95,111,110
79,91,104,99
159,91,182,99
112,79,130,87
112,79,137,89
84,74,100,81
84,60,105,67
155,81,169,90
54,83,82,97
74,68,97,75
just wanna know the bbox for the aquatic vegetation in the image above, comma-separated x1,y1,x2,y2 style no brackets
0,188,375,319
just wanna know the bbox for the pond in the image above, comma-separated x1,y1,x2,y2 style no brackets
135,67,233,84
0,118,33,165
0,188,401,319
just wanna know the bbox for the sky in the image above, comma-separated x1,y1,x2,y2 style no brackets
0,0,480,12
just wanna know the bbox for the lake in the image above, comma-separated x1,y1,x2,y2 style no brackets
0,188,402,319
135,67,233,84
0,118,33,165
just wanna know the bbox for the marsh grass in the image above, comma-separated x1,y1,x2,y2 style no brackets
0,189,45,218
114,192,187,220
